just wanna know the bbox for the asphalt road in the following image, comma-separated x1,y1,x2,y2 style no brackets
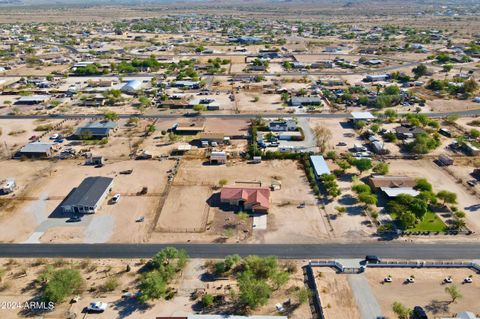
2,109,480,120
1,243,480,259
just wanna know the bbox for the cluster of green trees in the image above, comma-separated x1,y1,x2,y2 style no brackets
434,53,471,64
252,58,269,67
319,174,341,198
206,58,230,74
39,267,83,303
387,178,460,230
427,78,478,96
74,63,105,75
138,247,189,303
352,182,378,206
412,64,428,79
114,57,161,73
212,255,295,310
405,113,439,128
103,90,125,106
406,133,441,154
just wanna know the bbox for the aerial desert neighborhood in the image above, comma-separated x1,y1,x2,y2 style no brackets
0,0,480,318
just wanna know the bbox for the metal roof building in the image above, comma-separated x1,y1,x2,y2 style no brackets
310,155,330,178
61,176,113,214
351,112,375,121
289,96,322,107
14,95,49,105
75,121,117,139
18,142,55,158
121,80,142,94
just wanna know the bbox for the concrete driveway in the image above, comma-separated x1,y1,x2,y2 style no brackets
348,274,383,319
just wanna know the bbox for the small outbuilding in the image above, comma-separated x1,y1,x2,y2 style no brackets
210,151,227,165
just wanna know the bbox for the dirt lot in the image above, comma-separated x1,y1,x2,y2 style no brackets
366,267,480,318
0,119,64,158
0,257,310,319
157,185,211,232
309,118,361,153
0,159,174,243
315,268,361,319
152,159,331,243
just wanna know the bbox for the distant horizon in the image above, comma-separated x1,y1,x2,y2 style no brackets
2,0,478,6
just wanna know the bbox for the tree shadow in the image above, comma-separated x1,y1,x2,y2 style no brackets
424,300,450,314
112,297,152,318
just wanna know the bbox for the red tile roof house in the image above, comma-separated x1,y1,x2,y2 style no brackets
220,186,270,213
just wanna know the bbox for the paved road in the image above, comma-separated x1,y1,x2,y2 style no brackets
2,109,480,120
1,243,480,259
348,274,383,319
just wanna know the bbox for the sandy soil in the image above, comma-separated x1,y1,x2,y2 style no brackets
154,159,331,244
0,159,174,243
315,268,361,319
0,257,310,319
366,267,480,318
157,185,212,232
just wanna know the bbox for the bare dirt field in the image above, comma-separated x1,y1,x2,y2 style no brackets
0,159,174,243
315,268,361,319
157,185,211,232
0,118,64,158
366,267,480,318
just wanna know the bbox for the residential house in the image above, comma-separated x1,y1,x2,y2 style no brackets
173,81,200,89
289,97,322,107
268,119,297,131
61,176,113,214
75,121,117,139
310,155,331,179
81,94,106,107
351,112,376,123
220,186,270,213
174,122,205,135
14,95,49,105
463,142,480,156
364,74,390,82
195,132,226,146
394,125,426,139
368,175,419,198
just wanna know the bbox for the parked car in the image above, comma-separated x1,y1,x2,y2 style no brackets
365,255,381,264
412,306,428,319
66,216,82,223
49,133,59,140
87,301,108,313
111,194,121,204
